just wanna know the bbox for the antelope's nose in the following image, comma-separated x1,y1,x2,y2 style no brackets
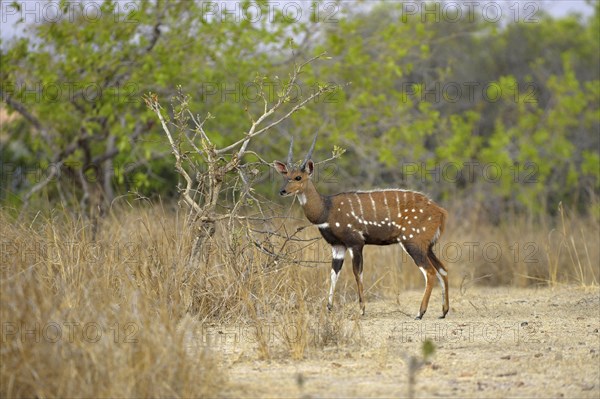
279,189,287,196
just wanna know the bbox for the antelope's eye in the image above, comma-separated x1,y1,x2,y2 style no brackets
295,176,302,181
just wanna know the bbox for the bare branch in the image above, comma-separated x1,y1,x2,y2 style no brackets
223,82,336,157
144,93,203,216
217,52,333,157
18,161,63,219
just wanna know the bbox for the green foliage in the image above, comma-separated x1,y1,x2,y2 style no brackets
1,0,307,208
2,1,598,217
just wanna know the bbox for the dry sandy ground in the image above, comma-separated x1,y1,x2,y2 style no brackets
187,286,600,398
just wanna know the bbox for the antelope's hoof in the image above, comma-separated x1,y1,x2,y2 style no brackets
327,303,333,311
415,315,423,320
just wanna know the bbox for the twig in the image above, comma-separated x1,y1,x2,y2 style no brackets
144,94,204,217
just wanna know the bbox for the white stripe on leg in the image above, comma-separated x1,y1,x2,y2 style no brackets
418,266,428,318
328,269,339,308
435,270,446,307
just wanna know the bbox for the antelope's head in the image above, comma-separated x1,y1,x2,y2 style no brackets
273,135,317,197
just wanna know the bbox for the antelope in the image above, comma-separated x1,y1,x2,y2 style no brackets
274,135,449,319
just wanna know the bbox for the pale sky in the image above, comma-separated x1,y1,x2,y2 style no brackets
0,1,596,43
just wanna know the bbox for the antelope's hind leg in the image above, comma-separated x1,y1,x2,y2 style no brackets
428,247,449,318
405,244,436,320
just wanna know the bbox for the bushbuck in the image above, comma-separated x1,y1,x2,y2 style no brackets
274,135,449,319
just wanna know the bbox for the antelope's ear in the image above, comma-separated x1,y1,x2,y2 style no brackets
273,161,288,175
304,160,315,176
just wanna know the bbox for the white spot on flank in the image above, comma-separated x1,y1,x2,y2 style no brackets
423,227,426,232
416,229,420,233
335,222,340,227
419,209,424,213
402,235,407,240
409,234,413,238
337,208,341,211
404,209,408,212
341,201,344,205
402,227,406,231
414,216,418,219
412,209,415,212
408,221,412,224
347,224,352,228
397,213,402,218
428,216,432,221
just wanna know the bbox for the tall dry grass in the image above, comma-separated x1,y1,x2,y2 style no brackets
0,206,223,398
1,201,598,396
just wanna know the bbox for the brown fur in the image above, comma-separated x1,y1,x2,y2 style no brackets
274,156,449,319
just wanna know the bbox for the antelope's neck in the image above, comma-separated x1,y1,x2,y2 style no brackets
300,180,328,224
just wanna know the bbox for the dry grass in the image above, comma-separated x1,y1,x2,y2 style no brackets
0,207,223,398
1,201,598,397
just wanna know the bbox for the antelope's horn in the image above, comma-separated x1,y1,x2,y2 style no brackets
301,133,318,169
287,137,294,167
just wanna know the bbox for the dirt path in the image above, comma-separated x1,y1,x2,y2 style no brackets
189,287,600,398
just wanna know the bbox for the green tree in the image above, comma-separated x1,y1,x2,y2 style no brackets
1,0,311,216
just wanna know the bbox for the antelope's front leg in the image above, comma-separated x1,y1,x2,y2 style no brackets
328,245,346,311
349,246,365,315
